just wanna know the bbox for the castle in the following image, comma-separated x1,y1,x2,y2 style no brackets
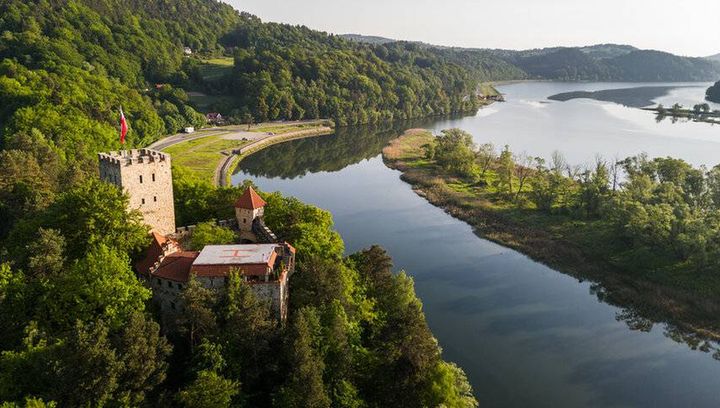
99,149,294,321
99,149,175,235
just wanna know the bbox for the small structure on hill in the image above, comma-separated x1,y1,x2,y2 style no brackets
206,112,224,125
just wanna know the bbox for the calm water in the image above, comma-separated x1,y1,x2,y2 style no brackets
234,83,720,407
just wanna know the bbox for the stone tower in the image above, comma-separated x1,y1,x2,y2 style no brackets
98,149,176,235
235,187,267,242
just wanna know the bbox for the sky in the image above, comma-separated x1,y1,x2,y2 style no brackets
225,0,720,57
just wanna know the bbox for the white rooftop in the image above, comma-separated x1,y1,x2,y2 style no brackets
193,244,278,266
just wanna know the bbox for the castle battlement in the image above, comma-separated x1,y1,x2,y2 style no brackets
98,148,175,235
98,149,170,166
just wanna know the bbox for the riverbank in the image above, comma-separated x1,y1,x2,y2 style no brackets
382,129,720,350
215,125,334,186
157,120,334,184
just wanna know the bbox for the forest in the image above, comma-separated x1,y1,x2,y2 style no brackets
185,13,510,126
707,81,720,103
0,166,478,407
346,36,720,82
0,1,487,405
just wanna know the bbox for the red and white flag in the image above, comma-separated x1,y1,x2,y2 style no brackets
119,108,128,144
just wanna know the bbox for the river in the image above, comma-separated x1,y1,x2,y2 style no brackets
233,82,720,407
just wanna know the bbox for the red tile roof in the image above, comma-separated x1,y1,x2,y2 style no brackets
135,232,173,276
152,251,199,282
234,187,266,210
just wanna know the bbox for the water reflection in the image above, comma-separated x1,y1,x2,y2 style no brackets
237,119,436,179
234,82,720,407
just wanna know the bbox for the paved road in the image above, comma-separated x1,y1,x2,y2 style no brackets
147,127,263,151
144,121,333,186
216,127,333,186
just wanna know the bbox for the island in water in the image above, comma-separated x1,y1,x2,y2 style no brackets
547,85,684,107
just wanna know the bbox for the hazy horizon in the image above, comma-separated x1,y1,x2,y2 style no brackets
225,0,720,57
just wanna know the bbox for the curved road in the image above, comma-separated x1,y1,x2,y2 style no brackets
147,123,333,187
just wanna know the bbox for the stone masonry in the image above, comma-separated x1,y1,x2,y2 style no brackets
98,149,176,235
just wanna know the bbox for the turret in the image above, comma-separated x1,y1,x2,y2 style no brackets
235,187,266,233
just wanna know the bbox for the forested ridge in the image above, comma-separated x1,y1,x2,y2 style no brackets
0,171,478,406
345,35,720,82
0,1,481,405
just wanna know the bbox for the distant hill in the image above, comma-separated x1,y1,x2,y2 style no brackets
342,34,720,82
578,44,637,59
341,33,398,45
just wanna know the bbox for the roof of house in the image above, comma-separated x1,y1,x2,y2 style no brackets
193,244,278,266
135,232,174,276
152,251,199,282
234,187,266,210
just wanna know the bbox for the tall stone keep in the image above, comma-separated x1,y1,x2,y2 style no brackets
98,149,176,235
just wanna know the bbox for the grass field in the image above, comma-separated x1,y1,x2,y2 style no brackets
252,121,333,134
187,93,237,112
164,134,249,180
479,83,501,97
198,57,234,81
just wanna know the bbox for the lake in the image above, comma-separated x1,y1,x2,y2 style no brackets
234,82,720,407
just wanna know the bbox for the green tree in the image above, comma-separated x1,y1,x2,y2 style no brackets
263,192,344,260
275,308,330,408
7,179,149,262
188,221,236,251
114,312,172,406
49,245,151,330
217,272,278,404
176,276,217,353
177,370,239,408
25,228,65,279
706,81,720,103
496,145,515,195
433,129,477,178
475,142,496,178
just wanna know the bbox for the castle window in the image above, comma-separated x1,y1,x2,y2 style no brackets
139,175,143,183
141,198,145,205
152,173,156,182
243,218,247,224
170,302,176,310
178,284,184,290
167,281,172,288
153,196,157,202
156,278,160,285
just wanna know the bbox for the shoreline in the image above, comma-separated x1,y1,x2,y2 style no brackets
149,120,334,185
216,127,334,186
382,129,720,351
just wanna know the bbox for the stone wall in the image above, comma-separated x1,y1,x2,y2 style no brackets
236,207,263,232
99,149,176,235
